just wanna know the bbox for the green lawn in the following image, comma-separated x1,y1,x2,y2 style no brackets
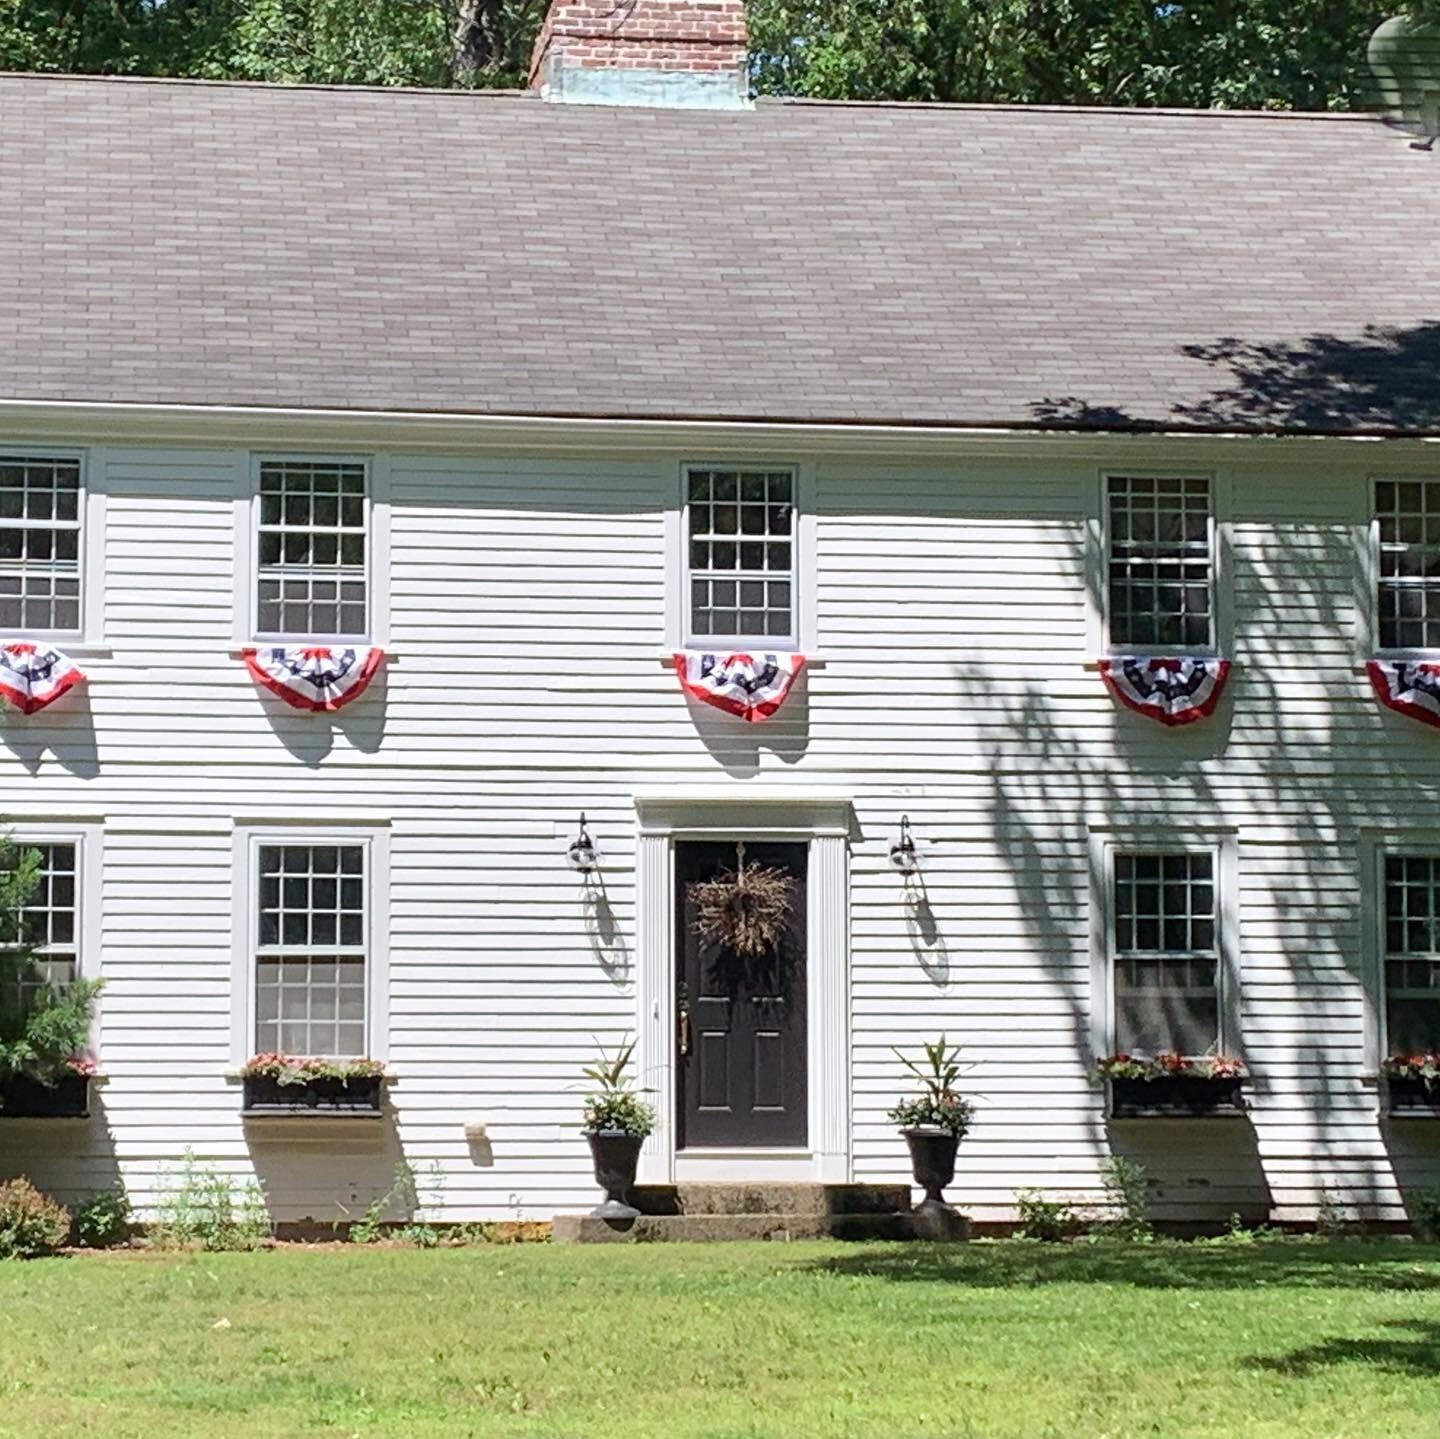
4,1241,1440,1437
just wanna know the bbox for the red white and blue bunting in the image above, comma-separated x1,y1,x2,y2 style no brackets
0,643,85,715
674,651,804,723
1368,659,1440,730
1099,656,1230,728
243,646,383,713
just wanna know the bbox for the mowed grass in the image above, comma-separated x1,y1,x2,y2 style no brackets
4,1242,1440,1438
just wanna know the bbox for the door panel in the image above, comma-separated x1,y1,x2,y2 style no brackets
677,840,808,1148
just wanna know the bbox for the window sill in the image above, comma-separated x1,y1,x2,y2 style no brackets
1086,655,1228,672
662,651,825,669
0,639,112,659
232,645,391,661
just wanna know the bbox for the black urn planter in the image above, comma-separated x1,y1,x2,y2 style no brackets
242,1074,383,1116
588,1130,645,1219
1107,1075,1246,1119
1386,1075,1440,1118
0,1072,90,1119
903,1127,959,1219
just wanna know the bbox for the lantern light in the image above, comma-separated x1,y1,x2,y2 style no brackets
889,815,919,874
567,814,599,873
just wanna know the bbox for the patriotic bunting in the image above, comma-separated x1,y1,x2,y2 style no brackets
1367,659,1440,730
244,646,382,713
1099,656,1230,728
0,643,85,715
674,651,804,722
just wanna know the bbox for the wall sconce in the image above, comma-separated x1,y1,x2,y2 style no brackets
889,815,919,874
567,814,599,872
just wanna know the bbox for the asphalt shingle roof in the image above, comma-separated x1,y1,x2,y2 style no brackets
5,72,1439,434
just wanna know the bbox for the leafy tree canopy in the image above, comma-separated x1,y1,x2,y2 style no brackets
0,1,1437,108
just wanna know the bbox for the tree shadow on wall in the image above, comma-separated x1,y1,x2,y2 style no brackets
1034,322,1440,434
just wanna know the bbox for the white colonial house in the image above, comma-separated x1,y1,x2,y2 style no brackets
3,0,1440,1232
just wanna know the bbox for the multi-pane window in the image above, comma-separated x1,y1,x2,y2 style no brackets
2,843,78,1010
1375,480,1440,651
255,844,366,1057
1112,850,1219,1055
1107,475,1212,649
256,460,366,638
686,468,795,642
0,456,81,632
1383,854,1440,1054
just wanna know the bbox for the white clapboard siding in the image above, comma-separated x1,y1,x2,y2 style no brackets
0,435,1431,1226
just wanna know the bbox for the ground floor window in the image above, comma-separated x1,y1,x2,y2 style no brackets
254,842,366,1057
1383,853,1440,1054
1111,848,1219,1055
4,841,78,1008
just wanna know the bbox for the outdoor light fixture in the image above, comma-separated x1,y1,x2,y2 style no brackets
889,815,919,874
567,814,599,872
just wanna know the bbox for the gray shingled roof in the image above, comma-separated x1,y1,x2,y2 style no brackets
4,72,1439,434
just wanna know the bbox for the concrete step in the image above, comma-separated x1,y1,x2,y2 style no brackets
553,1209,970,1244
631,1182,912,1218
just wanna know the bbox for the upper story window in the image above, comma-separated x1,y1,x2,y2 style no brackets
1107,475,1212,650
1112,849,1219,1056
685,467,795,646
254,842,367,1057
2,842,78,1010
256,459,367,640
1375,480,1440,652
0,456,82,634
1383,853,1440,1054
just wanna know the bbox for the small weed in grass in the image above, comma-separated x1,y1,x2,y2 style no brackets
1014,1189,1083,1241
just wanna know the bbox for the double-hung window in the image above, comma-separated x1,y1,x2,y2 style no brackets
1382,853,1440,1054
684,467,796,646
254,843,367,1057
1106,475,1213,650
1111,849,1220,1056
1374,480,1440,652
255,459,367,639
3,842,78,1012
0,455,82,634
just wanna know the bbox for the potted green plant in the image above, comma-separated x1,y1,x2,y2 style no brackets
1093,1052,1247,1117
580,1039,655,1220
889,1035,974,1222
1382,1053,1440,1116
239,1054,386,1115
0,967,101,1120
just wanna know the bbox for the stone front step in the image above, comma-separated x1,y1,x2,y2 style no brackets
630,1182,912,1218
553,1209,971,1244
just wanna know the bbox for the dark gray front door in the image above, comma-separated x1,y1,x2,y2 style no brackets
676,840,808,1149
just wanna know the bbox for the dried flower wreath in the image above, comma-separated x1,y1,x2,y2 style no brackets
689,860,798,958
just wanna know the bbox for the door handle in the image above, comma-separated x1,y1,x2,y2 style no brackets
678,1006,691,1057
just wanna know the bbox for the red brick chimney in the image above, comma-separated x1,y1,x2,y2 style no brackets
529,1,749,109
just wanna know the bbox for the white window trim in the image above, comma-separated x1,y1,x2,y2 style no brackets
1358,829,1440,1075
1087,825,1240,1061
1362,473,1440,662
6,822,104,1061
229,821,391,1066
1087,467,1228,659
0,444,105,647
665,460,817,655
233,452,391,648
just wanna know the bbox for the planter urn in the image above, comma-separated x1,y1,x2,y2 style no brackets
903,1127,960,1220
588,1130,645,1220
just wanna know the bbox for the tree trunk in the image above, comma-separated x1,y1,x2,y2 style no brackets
451,0,505,83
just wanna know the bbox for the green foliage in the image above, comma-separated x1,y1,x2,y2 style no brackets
1097,1155,1153,1241
581,1038,656,1137
0,0,546,87
152,1152,270,1251
73,1188,133,1249
1014,1188,1082,1242
0,837,101,1092
1407,1188,1440,1241
349,1162,421,1243
1315,1187,1356,1239
0,1177,70,1259
888,1034,974,1137
749,0,1403,111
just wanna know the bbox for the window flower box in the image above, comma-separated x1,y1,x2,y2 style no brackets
1383,1057,1440,1117
1095,1053,1247,1119
0,1066,92,1119
239,1054,384,1117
